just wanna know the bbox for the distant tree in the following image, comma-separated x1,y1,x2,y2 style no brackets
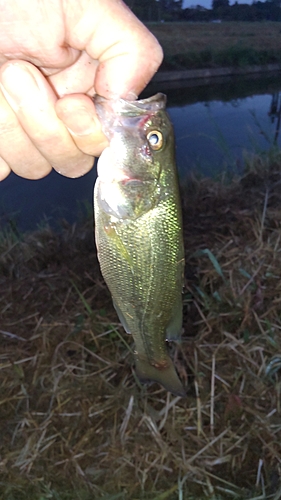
212,0,229,10
267,0,281,20
229,3,255,21
156,0,184,20
251,0,281,20
212,0,230,19
181,5,211,21
124,0,184,21
124,0,160,21
157,0,183,11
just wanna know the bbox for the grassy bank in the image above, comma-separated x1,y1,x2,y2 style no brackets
148,21,281,70
1,151,281,498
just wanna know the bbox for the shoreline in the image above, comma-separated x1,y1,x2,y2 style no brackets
153,63,281,83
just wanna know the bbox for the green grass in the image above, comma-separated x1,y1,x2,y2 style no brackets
161,46,281,70
147,21,281,70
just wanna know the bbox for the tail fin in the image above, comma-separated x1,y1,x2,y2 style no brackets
135,357,186,398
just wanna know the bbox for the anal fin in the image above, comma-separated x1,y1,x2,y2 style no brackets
165,296,183,341
113,300,131,334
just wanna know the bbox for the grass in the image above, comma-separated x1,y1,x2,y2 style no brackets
147,21,281,70
2,152,281,498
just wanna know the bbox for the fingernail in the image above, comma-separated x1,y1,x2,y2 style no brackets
125,90,138,101
0,63,40,110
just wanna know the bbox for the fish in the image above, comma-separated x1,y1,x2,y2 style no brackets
93,92,185,397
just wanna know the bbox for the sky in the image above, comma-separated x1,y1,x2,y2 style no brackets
182,0,253,8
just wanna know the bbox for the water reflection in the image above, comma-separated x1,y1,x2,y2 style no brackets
268,92,281,144
169,92,281,177
0,165,97,232
145,71,281,105
1,72,281,231
146,72,281,178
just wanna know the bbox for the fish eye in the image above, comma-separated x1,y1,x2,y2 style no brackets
147,130,163,151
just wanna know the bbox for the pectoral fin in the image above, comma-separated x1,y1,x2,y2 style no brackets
135,356,186,398
104,223,133,269
165,296,183,341
113,300,131,334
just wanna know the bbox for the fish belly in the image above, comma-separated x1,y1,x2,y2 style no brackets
94,181,185,396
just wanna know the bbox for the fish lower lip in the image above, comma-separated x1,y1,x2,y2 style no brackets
97,149,130,183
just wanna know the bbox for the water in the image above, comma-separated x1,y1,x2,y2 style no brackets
1,72,281,231
170,95,275,177
0,165,97,233
145,71,281,177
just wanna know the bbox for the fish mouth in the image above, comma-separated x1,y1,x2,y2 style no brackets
95,92,166,114
94,93,167,132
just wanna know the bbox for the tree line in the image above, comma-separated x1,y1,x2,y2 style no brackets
124,0,281,22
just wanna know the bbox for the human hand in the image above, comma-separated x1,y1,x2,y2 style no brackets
0,0,163,181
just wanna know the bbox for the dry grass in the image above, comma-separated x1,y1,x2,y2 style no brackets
148,22,281,57
2,153,281,498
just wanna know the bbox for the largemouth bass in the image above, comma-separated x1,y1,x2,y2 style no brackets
94,93,185,397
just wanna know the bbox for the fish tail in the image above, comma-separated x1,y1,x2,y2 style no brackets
135,357,186,398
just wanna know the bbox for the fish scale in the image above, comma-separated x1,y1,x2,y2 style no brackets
94,93,186,397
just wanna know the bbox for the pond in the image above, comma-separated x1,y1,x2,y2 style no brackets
1,71,281,232
145,71,281,177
